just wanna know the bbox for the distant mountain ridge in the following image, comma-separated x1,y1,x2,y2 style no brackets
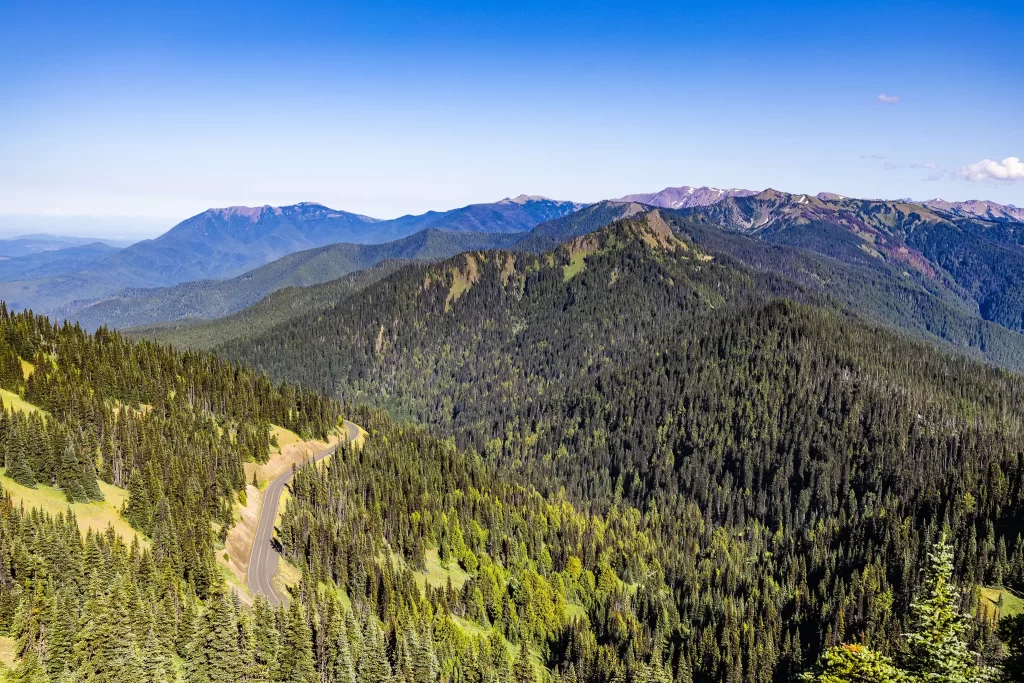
613,185,757,208
71,229,523,330
87,202,635,331
670,188,1024,334
0,234,131,258
3,187,1023,342
0,196,582,317
921,198,1024,222
0,242,120,282
368,195,584,241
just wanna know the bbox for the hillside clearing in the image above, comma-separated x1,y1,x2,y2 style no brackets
979,586,1024,622
0,469,143,545
0,389,43,415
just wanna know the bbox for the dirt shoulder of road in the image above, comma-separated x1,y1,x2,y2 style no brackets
221,425,343,604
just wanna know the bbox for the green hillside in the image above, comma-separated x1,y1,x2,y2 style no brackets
75,229,521,331
221,213,1024,680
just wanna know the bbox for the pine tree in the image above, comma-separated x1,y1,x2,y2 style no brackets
185,588,242,683
7,443,37,488
13,580,47,659
326,604,356,683
11,648,52,683
250,596,280,679
56,437,87,503
80,450,103,502
43,590,76,678
513,644,535,683
140,629,175,683
275,599,318,683
409,625,439,683
71,578,118,682
999,614,1024,683
903,535,992,683
356,616,392,683
123,470,152,535
801,644,907,683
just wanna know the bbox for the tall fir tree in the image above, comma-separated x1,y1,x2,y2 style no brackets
185,588,242,683
356,615,393,683
275,599,318,683
903,535,991,683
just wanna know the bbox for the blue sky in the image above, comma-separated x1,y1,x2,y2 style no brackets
1,0,1022,234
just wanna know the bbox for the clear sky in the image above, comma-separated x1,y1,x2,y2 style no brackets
1,0,1022,235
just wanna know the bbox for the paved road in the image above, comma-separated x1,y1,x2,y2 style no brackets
247,420,361,605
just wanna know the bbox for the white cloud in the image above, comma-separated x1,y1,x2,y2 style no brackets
876,93,900,104
957,156,1024,182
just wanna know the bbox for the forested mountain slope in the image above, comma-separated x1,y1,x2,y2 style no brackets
127,260,412,350
1,217,1023,681
220,214,1024,679
135,202,1024,372
667,213,1024,372
679,189,1024,334
114,203,635,340
71,229,520,331
0,305,356,681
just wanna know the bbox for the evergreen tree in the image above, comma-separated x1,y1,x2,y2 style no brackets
801,644,907,683
903,535,991,683
13,580,47,658
141,629,175,683
250,596,280,679
186,588,242,683
327,604,356,683
8,445,36,488
513,644,536,683
43,590,76,678
56,436,87,503
275,599,318,683
356,616,393,683
998,615,1024,683
123,470,153,535
11,648,52,683
409,625,439,683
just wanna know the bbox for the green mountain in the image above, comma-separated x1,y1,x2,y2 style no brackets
215,212,1024,680
140,203,1024,373
0,215,1022,682
72,228,520,331
121,202,640,348
126,259,412,350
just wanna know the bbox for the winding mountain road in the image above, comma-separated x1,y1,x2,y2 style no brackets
247,419,362,605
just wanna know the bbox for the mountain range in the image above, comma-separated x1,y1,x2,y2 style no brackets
4,187,1024,683
0,196,581,316
10,207,1024,683
4,185,1024,375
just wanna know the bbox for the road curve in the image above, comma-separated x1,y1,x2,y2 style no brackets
247,419,362,605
